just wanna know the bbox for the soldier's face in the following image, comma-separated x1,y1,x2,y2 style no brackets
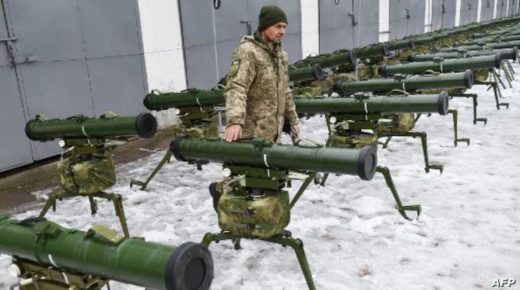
263,22,287,42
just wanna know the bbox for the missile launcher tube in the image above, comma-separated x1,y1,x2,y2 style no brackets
294,94,449,116
439,40,520,52
500,34,520,42
380,54,502,76
410,48,517,61
314,51,355,68
289,64,324,82
0,215,214,290
466,34,520,45
353,43,389,58
293,51,355,69
143,72,471,113
170,138,377,180
486,40,520,49
386,39,414,51
412,35,434,46
333,70,474,95
144,89,225,111
25,113,157,141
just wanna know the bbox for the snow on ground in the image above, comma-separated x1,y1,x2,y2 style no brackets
1,62,520,290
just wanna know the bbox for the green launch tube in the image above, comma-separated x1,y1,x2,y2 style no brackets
294,93,449,116
25,113,157,141
0,215,214,290
333,70,474,95
170,138,377,181
289,64,324,82
379,54,502,76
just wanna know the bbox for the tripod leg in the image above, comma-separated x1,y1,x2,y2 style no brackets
492,83,509,110
130,151,173,190
494,70,507,90
38,191,62,218
88,196,98,216
469,94,487,125
273,238,316,290
376,166,421,220
105,193,130,238
415,132,444,173
448,109,470,147
381,137,392,149
505,60,515,76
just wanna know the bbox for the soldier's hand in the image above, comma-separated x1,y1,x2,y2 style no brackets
291,124,300,139
225,124,242,142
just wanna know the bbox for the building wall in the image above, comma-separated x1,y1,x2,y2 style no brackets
301,0,319,58
2,0,519,172
137,0,186,128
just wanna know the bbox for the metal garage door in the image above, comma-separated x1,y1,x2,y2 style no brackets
432,0,457,30
353,0,379,47
481,0,495,21
180,0,302,89
511,0,519,14
319,0,356,53
0,0,147,172
497,0,510,18
0,0,33,172
319,0,379,54
459,0,479,25
389,0,426,39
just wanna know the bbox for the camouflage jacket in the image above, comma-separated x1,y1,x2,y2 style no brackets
225,32,299,143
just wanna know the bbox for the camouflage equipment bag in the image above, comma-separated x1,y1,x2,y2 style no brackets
357,64,379,80
57,153,116,194
375,113,415,134
166,106,221,138
217,180,290,239
292,85,324,98
415,44,434,54
327,133,378,149
473,68,490,82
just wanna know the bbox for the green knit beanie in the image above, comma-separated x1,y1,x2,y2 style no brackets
258,5,288,32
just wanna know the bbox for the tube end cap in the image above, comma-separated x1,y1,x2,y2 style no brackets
135,113,158,138
165,242,214,290
494,53,503,68
463,69,474,88
357,146,378,180
437,93,450,115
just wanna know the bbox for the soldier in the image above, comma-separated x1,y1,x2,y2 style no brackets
210,5,300,210
224,5,300,143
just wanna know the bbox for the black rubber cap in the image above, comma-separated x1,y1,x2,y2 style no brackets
143,93,154,110
463,69,474,88
165,242,214,290
511,47,518,61
382,43,390,56
331,80,344,95
437,93,450,116
24,119,39,141
170,137,187,161
311,64,325,81
135,113,158,138
378,65,388,77
493,53,503,68
357,146,377,181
